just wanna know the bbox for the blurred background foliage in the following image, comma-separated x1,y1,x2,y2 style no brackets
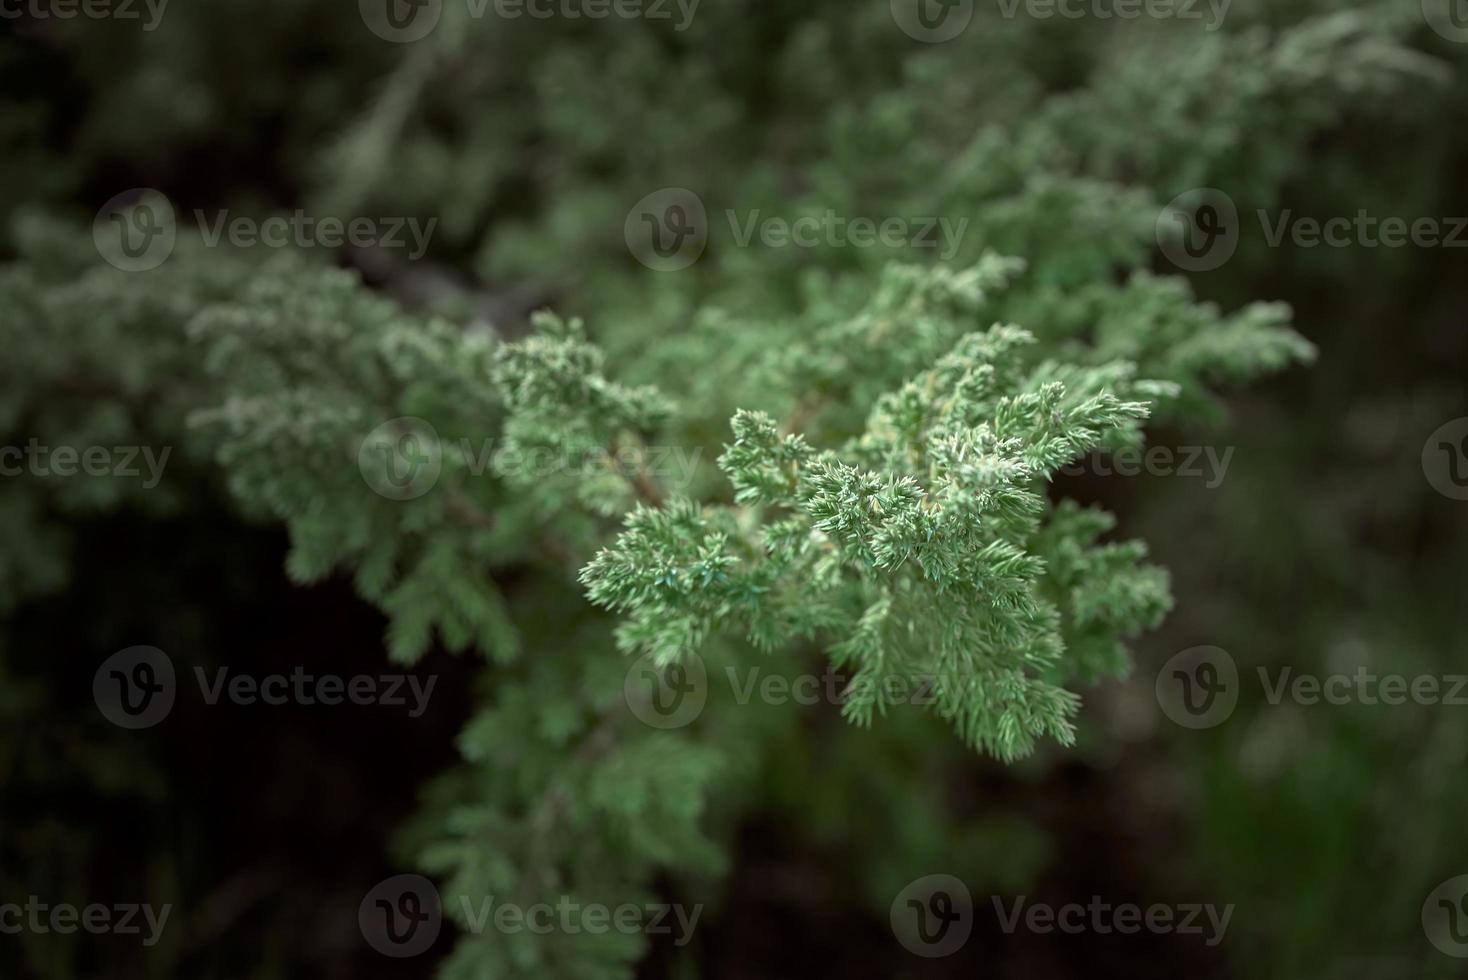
2,0,1466,977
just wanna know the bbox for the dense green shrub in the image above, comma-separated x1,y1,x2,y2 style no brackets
3,2,1466,978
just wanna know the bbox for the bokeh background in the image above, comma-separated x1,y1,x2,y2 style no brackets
3,0,1467,977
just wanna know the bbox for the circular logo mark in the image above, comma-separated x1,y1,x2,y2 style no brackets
1156,645,1239,730
1423,875,1468,957
890,0,974,42
359,0,442,42
1156,188,1239,272
93,646,176,729
360,874,442,958
624,651,707,729
625,188,707,272
1423,0,1468,43
890,874,973,957
1422,417,1468,501
359,417,442,501
93,189,176,272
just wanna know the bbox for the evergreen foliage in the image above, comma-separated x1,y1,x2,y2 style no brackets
3,1,1462,977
